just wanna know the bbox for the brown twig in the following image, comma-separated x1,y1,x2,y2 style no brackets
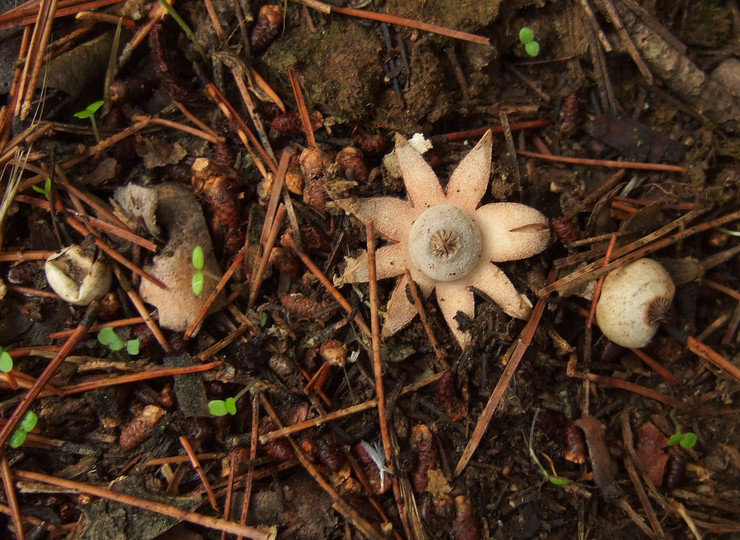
703,279,740,302
517,149,686,172
118,0,166,69
613,196,701,211
0,304,96,448
18,0,58,120
237,394,260,540
134,116,224,145
173,101,219,139
180,435,219,512
201,0,226,44
366,220,407,535
454,269,556,477
206,83,277,176
144,452,229,467
687,336,740,382
404,269,446,367
0,369,61,395
441,119,552,141
0,26,30,147
587,233,617,328
75,10,135,27
619,0,687,54
571,371,689,409
212,53,277,164
185,221,253,339
601,0,653,83
7,285,61,300
309,1,490,45
503,62,551,102
0,453,25,540
61,116,152,169
630,348,682,385
12,469,273,539
0,122,52,165
248,205,286,307
0,0,122,29
49,316,147,339
619,410,665,538
723,301,740,346
15,195,156,251
260,372,443,442
113,266,172,352
54,169,131,230
288,67,316,148
250,67,286,112
221,450,237,540
60,361,222,395
196,322,254,362
575,0,613,51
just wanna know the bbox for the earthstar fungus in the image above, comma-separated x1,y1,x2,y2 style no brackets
336,131,550,348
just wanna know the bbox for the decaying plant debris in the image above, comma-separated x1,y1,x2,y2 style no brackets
0,0,739,538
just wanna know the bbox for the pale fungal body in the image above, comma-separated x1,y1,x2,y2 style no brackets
595,258,676,349
408,204,482,282
45,243,112,306
336,131,550,348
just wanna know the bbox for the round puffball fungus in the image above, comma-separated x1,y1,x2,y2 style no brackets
595,258,675,349
45,243,112,306
409,204,482,282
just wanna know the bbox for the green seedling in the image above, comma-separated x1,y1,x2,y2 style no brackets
192,245,205,270
525,41,541,57
519,27,535,44
208,385,252,417
9,410,38,449
192,245,205,295
192,272,205,295
157,0,207,64
208,397,237,416
32,176,52,199
74,100,104,142
518,26,540,57
668,432,697,449
0,347,13,373
667,409,697,449
98,327,141,355
530,411,569,487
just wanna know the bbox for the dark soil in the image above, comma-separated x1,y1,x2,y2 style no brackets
1,0,739,539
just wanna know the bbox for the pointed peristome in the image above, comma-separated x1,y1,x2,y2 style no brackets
337,197,418,243
394,134,446,209
445,129,493,212
474,203,550,262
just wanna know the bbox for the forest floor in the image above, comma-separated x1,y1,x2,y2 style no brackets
0,0,739,538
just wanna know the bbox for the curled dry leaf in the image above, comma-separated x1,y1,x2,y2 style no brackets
563,421,587,464
116,183,224,331
573,416,623,500
636,422,669,487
